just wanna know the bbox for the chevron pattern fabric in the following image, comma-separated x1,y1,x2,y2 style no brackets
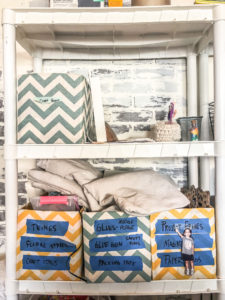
83,211,151,283
151,208,216,280
16,210,82,281
17,73,95,144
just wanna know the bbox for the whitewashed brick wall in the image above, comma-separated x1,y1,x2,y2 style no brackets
44,59,188,186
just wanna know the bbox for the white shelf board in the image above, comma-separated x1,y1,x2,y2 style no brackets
3,141,220,159
15,279,219,295
2,6,217,59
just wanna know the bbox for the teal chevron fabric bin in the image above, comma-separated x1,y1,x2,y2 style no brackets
17,73,95,144
83,211,151,283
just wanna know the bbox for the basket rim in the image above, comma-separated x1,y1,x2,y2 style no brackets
176,116,203,120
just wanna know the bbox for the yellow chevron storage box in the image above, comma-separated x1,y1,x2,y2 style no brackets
16,209,82,281
83,211,151,283
17,73,95,144
151,208,216,280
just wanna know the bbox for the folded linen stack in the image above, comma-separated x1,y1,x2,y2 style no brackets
28,159,189,216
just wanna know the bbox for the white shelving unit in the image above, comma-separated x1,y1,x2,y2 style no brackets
2,5,225,300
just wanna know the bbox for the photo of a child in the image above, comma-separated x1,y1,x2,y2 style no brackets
175,227,195,276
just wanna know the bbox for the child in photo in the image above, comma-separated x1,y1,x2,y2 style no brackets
175,227,195,276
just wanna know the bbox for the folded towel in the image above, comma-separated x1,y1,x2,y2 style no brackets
28,169,89,208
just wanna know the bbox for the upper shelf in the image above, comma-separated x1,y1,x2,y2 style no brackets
2,5,221,59
4,141,224,159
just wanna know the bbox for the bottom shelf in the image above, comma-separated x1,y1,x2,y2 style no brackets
15,279,220,295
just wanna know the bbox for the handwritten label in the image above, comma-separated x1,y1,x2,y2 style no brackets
155,218,210,234
94,217,137,235
155,234,213,250
34,97,61,104
157,251,214,268
90,256,143,271
26,219,69,236
23,255,70,270
89,234,145,252
20,236,76,253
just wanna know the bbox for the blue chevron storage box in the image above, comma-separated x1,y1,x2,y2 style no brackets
82,211,151,283
17,73,95,144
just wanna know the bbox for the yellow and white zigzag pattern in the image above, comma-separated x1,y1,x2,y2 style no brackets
16,210,82,281
150,208,216,280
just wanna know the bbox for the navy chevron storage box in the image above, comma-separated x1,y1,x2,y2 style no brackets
83,211,151,283
17,73,95,144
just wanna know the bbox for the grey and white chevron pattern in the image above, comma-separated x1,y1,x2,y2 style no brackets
17,73,95,144
83,211,151,283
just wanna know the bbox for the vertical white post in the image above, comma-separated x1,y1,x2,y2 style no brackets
89,76,107,143
33,50,43,73
3,12,18,300
199,50,210,190
187,53,198,187
214,5,225,300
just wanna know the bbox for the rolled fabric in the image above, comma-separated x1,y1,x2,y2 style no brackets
28,169,89,208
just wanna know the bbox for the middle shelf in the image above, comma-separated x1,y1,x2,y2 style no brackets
4,141,224,159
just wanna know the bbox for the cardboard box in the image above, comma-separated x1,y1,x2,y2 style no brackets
16,210,82,281
151,208,216,280
83,211,151,283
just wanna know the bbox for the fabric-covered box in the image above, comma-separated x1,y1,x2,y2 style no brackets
151,208,216,280
83,211,151,283
16,209,82,281
17,73,95,144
